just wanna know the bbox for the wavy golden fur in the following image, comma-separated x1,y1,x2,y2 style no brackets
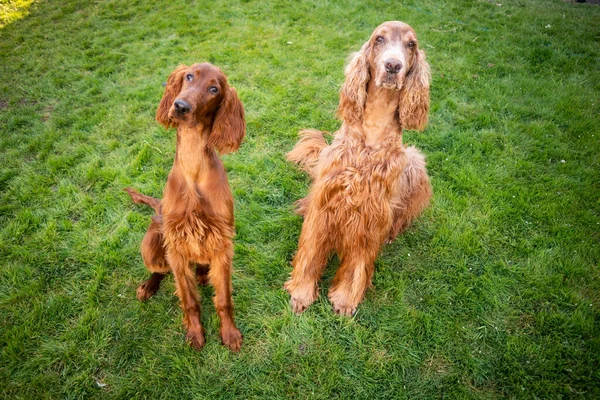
125,63,245,351
285,21,433,316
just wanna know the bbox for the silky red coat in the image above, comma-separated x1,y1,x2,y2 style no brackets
126,63,244,351
285,22,433,316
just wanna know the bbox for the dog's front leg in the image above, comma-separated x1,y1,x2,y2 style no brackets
168,250,205,350
208,245,243,352
285,208,333,314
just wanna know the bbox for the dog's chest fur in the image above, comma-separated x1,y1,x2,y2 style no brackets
160,128,234,262
315,134,406,222
162,183,233,262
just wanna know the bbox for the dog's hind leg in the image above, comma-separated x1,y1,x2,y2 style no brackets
387,146,432,243
136,273,166,301
195,264,210,286
137,218,170,301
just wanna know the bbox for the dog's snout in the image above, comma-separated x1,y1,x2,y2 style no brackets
174,99,191,115
384,58,402,74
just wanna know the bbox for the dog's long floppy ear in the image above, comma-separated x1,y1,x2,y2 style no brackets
337,41,371,124
155,65,187,129
208,87,246,154
399,49,430,131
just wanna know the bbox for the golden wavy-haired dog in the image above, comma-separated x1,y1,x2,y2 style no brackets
285,21,433,316
125,63,244,351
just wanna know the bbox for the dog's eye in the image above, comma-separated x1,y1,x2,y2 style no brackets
186,74,194,82
375,36,384,44
407,41,416,49
209,86,219,95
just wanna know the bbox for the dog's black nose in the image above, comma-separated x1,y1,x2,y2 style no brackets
384,58,402,74
174,99,191,115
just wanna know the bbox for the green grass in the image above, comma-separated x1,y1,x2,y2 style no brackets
0,0,35,28
1,0,599,398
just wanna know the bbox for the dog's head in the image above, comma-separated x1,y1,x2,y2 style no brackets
156,63,245,154
338,21,430,130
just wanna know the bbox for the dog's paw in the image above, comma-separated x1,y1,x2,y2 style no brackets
136,282,155,302
195,272,209,286
136,274,165,302
386,231,400,244
221,327,243,352
332,303,357,317
290,297,312,315
289,291,317,314
328,288,360,317
185,329,206,351
285,280,317,315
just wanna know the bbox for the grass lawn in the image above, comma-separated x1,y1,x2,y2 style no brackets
1,0,599,398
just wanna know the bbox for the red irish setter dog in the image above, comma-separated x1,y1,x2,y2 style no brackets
285,21,433,316
125,63,245,351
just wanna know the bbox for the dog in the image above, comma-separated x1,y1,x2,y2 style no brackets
125,63,245,350
285,21,432,316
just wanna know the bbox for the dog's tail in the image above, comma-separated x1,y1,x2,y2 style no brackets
124,187,161,214
286,129,328,178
